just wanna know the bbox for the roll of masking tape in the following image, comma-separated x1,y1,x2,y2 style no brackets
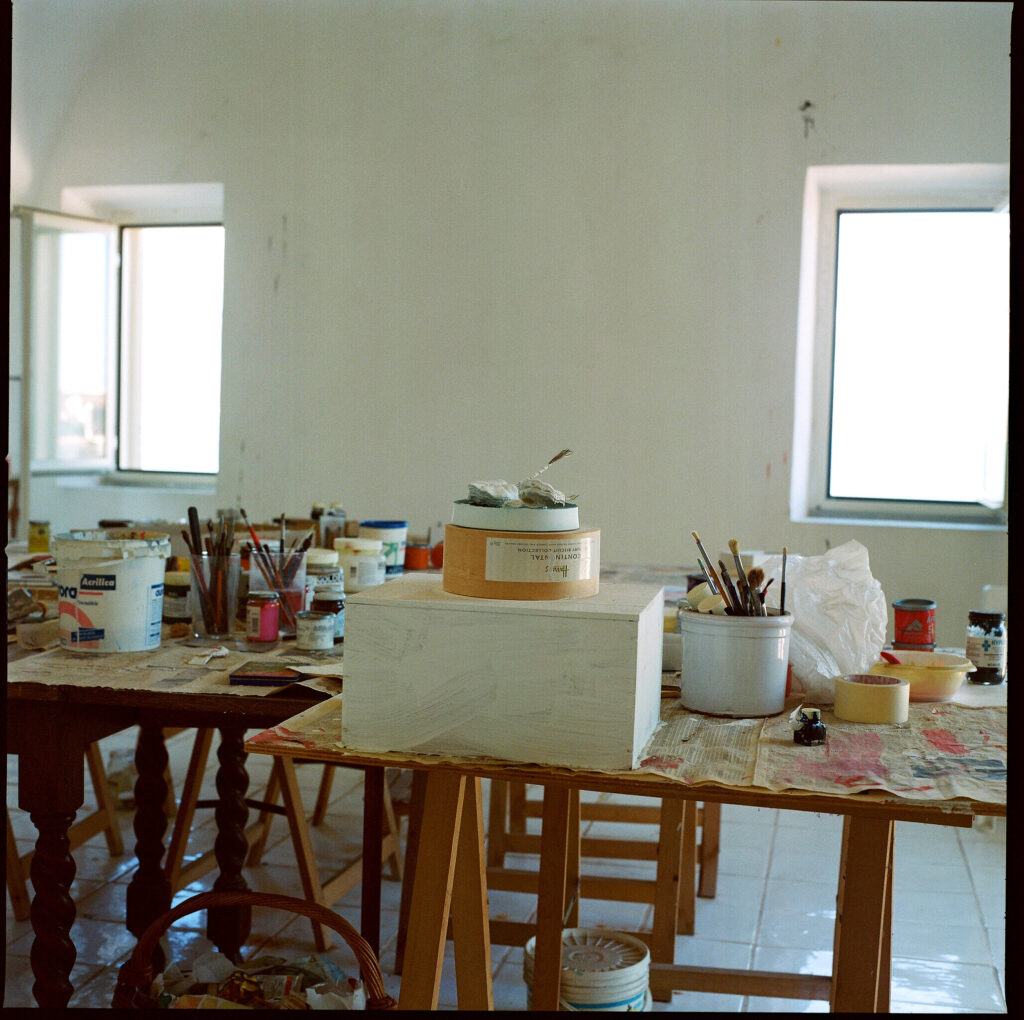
833,674,910,725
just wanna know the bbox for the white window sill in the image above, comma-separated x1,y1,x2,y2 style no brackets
55,472,217,495
794,509,1007,532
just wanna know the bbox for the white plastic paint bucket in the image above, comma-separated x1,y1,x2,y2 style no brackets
54,530,171,652
678,609,793,716
523,928,651,1011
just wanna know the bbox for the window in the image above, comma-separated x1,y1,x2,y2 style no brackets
12,185,225,480
118,224,225,473
791,164,1009,528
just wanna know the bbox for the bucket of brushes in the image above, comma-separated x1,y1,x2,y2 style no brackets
680,534,793,717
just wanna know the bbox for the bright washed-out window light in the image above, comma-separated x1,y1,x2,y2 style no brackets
119,224,225,473
828,209,1008,508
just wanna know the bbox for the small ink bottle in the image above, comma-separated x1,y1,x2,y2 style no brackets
791,707,827,746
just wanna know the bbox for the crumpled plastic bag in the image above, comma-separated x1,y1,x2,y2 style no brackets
760,539,887,703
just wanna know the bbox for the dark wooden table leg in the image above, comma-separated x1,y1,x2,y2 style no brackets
28,811,78,1007
362,766,385,958
126,724,172,971
13,704,97,1008
207,725,252,960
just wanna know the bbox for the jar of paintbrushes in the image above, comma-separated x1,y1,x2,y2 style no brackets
180,508,242,640
238,510,314,637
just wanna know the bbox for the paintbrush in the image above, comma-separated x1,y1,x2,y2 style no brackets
283,529,316,586
696,557,718,595
531,448,573,478
728,539,760,616
717,560,742,614
691,531,726,601
747,567,766,613
780,547,788,615
181,527,215,632
187,506,204,561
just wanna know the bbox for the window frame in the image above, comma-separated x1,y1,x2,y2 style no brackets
790,164,1009,529
12,184,225,489
12,206,120,475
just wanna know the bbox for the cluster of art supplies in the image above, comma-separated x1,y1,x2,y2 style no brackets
683,531,788,617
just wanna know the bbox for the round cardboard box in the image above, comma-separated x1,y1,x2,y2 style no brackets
442,523,600,599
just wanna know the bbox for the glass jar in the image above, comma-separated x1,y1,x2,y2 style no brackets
310,583,346,643
246,590,280,642
162,570,192,622
966,610,1006,685
305,547,342,608
28,521,51,553
336,537,387,593
321,503,348,551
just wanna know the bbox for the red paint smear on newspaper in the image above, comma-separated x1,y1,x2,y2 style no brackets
922,729,969,755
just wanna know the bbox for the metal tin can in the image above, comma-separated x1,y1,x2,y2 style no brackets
246,590,280,642
296,610,335,650
892,598,936,650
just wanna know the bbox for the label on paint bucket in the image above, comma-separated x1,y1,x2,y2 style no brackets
55,531,171,652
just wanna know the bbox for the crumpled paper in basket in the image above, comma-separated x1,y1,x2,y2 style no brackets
761,539,887,703
151,950,367,1009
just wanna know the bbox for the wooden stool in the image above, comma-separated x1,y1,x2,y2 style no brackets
488,780,721,906
482,781,721,1002
6,740,124,921
163,728,403,952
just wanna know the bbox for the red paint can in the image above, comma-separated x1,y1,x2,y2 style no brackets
892,598,936,650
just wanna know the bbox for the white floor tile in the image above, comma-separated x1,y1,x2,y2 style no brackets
889,957,1007,1012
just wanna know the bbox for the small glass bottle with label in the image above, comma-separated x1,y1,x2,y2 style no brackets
965,610,1006,685
310,583,346,643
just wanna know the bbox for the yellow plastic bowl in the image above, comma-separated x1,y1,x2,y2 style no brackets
868,651,976,702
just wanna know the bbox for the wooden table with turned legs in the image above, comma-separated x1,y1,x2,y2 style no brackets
5,644,350,1009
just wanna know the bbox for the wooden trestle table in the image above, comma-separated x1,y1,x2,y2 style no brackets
245,690,1006,1013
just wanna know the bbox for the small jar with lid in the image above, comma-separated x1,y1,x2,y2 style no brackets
965,611,1006,685
162,570,192,622
305,547,342,608
336,537,387,593
310,583,346,643
246,590,280,643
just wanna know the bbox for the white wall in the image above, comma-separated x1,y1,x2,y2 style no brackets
9,0,1010,646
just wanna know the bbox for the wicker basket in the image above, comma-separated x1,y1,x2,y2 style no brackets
111,890,397,1010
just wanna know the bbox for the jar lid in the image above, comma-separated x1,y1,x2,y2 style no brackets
968,610,1004,621
165,571,191,586
337,537,382,552
313,584,344,596
307,548,340,567
248,590,280,601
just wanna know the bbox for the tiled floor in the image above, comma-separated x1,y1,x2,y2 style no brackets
5,726,1007,1011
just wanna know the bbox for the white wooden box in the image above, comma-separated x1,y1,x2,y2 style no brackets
342,575,664,770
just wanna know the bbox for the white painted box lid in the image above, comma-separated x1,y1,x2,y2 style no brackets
347,573,661,620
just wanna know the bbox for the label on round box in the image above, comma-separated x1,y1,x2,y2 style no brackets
484,535,598,583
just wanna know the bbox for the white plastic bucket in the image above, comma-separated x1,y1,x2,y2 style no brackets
678,609,793,716
54,530,171,652
524,928,650,1011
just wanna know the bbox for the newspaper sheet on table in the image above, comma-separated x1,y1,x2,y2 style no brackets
7,642,343,698
248,691,1005,807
